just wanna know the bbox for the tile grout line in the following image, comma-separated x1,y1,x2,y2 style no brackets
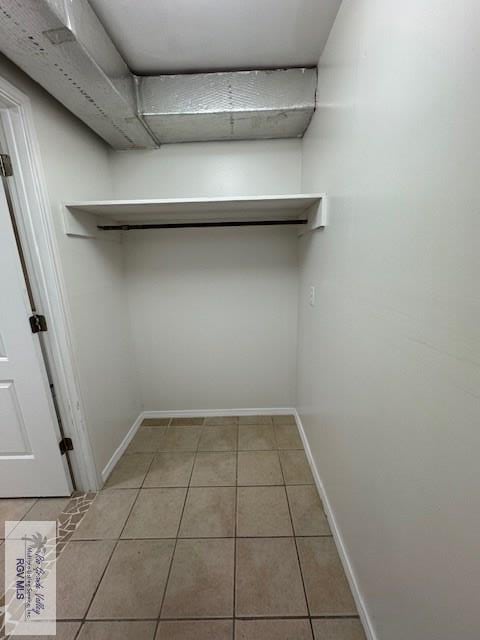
107,483,315,489
58,613,362,623
67,519,119,639
79,485,141,628
49,535,332,542
233,420,239,639
277,435,315,635
126,450,304,456
153,417,205,636
125,446,304,456
278,427,319,636
20,497,39,521
140,451,159,490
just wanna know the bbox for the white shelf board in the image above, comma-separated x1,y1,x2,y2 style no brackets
65,193,324,224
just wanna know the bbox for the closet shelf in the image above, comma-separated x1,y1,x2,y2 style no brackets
63,193,327,236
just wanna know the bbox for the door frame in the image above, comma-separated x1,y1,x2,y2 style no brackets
0,75,99,491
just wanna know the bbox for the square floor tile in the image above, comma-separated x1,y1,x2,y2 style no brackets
236,537,307,617
272,415,296,425
122,488,186,538
88,539,175,619
179,487,235,537
238,415,273,425
162,538,234,618
57,540,115,618
238,425,276,450
24,621,81,640
158,426,202,451
78,621,156,640
274,424,303,449
170,417,204,426
286,485,330,535
72,490,137,540
235,619,313,639
142,418,171,427
126,427,166,453
21,498,70,522
204,416,238,425
237,486,292,537
297,537,357,615
143,453,195,487
156,620,232,639
198,425,237,451
237,451,283,486
312,619,366,639
190,452,236,486
279,450,314,484
0,499,36,537
104,454,153,490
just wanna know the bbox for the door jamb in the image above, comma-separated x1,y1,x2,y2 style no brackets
0,74,99,491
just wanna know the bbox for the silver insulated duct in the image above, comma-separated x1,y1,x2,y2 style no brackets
137,68,317,143
0,0,156,148
0,1,317,147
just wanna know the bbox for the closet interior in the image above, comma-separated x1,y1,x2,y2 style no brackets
57,140,321,477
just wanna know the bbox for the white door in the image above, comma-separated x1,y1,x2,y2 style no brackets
0,177,71,497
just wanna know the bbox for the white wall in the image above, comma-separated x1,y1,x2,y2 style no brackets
111,141,301,410
126,226,298,410
0,55,141,480
298,2,480,639
110,140,302,199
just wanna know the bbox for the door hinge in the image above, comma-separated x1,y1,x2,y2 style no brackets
59,437,74,455
0,153,13,177
29,314,48,334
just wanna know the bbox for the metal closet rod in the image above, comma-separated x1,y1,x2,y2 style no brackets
97,219,308,231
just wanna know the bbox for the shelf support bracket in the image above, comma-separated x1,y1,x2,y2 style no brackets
299,193,328,236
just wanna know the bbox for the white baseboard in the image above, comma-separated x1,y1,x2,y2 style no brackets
143,407,296,418
101,412,145,484
294,410,377,640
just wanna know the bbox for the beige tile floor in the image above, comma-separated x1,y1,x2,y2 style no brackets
1,415,366,639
